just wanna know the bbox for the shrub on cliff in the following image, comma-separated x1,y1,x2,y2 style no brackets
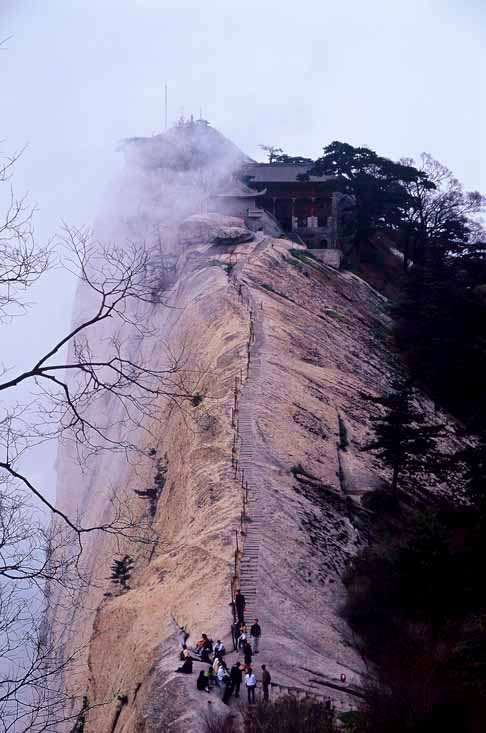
134,455,168,518
110,555,134,592
395,249,486,430
202,696,338,733
363,382,443,500
343,505,486,732
243,695,337,732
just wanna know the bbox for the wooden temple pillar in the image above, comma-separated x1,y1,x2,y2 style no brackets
291,197,296,231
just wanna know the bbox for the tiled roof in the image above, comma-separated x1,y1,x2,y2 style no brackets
240,163,332,184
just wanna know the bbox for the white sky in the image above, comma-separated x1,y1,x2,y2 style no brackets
0,0,485,497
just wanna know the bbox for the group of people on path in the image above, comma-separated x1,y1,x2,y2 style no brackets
232,617,261,666
175,589,271,705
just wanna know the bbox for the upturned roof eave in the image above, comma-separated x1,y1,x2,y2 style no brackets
212,188,268,199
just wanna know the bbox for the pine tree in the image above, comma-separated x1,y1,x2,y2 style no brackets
457,433,486,521
364,383,443,500
395,248,486,427
134,455,168,518
110,555,134,592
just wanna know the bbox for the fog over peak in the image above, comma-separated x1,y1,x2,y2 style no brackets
0,0,484,499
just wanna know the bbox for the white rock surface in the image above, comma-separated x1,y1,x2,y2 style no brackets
178,213,253,247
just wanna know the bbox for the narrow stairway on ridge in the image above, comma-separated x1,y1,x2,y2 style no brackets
234,243,268,625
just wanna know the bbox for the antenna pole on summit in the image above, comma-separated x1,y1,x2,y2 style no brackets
164,84,168,129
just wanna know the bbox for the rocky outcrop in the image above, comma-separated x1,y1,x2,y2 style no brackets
50,222,458,731
178,213,254,247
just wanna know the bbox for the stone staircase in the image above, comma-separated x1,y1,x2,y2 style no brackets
237,284,265,623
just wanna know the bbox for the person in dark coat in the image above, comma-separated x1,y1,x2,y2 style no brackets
234,589,246,623
176,657,193,674
261,664,271,701
250,619,261,654
232,620,241,650
179,644,190,661
200,647,211,664
197,670,209,692
230,661,242,698
222,673,233,704
243,641,253,669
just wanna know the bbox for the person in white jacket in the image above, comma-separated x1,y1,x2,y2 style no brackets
217,662,230,698
245,668,257,704
217,663,228,684
214,640,225,656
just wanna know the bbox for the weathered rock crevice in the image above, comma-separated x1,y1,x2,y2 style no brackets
51,227,427,730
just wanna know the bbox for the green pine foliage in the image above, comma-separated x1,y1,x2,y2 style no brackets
244,696,337,733
343,505,486,732
395,250,486,428
134,454,168,518
110,555,134,592
455,433,486,521
363,383,442,499
304,141,429,256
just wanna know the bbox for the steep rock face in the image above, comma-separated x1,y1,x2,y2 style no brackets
51,232,422,731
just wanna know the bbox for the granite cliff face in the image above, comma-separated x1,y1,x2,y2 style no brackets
50,215,414,731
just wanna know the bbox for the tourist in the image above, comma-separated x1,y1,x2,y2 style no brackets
243,641,253,669
207,666,218,688
179,644,190,661
238,623,248,650
232,620,241,650
195,634,209,653
261,664,271,701
217,661,229,683
178,624,189,646
230,661,242,698
217,661,230,696
222,672,233,704
250,618,261,654
234,589,246,623
214,639,225,656
245,667,257,704
200,647,211,664
175,657,193,674
197,670,209,693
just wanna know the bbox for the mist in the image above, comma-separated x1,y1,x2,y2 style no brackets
0,0,482,499
0,2,484,729
0,0,481,537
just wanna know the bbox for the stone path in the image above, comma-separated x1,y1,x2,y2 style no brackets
237,315,264,621
228,239,363,713
234,240,269,623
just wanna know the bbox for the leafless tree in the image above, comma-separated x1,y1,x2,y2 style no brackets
0,219,192,537
399,153,485,267
0,148,51,322
0,146,194,730
259,145,283,164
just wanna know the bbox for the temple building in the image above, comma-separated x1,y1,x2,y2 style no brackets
119,120,353,253
207,183,268,222
238,162,353,249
